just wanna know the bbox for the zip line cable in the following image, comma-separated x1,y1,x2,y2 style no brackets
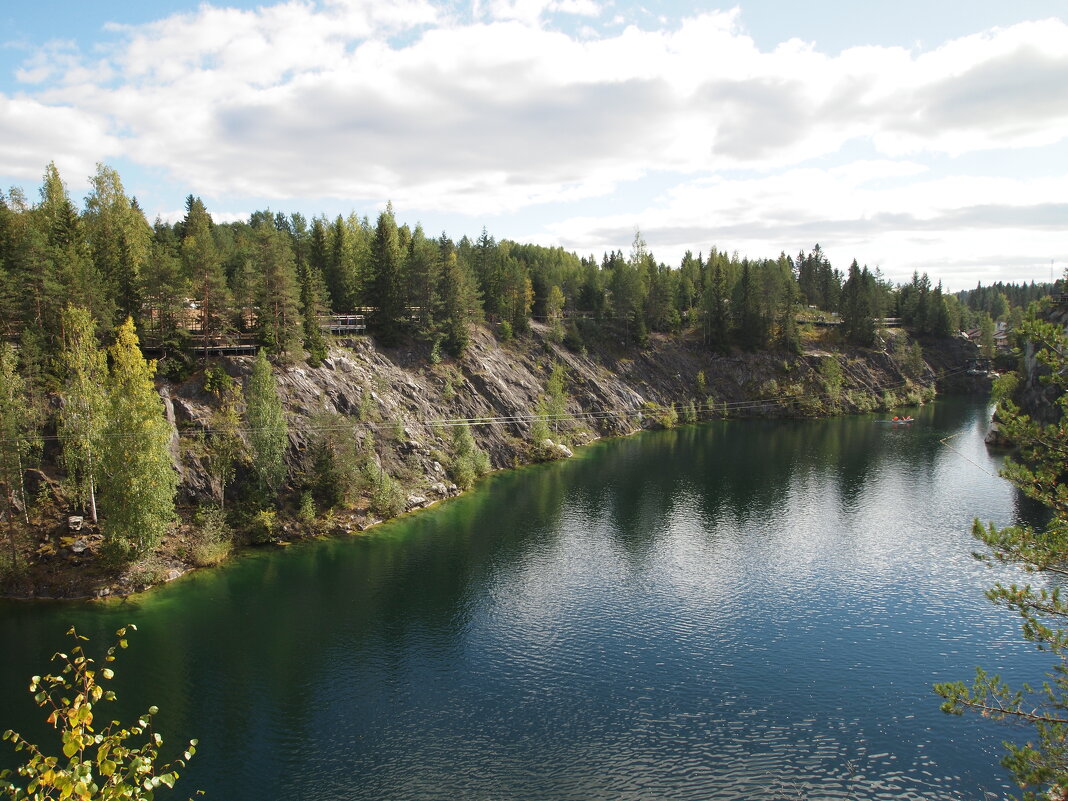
0,364,973,445
938,432,1002,479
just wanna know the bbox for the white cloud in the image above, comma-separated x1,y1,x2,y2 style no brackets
538,165,1068,287
5,3,1067,287
0,95,119,187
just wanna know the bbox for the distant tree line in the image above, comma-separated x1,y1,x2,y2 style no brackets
0,161,1057,571
2,162,1054,386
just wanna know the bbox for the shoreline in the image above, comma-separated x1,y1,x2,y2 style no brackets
1,325,977,603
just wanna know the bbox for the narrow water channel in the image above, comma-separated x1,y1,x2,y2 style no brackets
0,399,1048,799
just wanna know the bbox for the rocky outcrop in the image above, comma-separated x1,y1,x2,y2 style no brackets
163,323,941,516
1012,302,1068,426
5,322,956,599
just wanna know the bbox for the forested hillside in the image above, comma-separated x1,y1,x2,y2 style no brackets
0,162,1054,597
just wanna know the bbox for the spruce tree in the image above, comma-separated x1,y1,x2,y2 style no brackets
98,318,177,557
368,203,408,346
439,236,480,357
839,260,877,347
251,224,303,359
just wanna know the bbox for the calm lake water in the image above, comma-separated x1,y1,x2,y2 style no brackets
0,398,1051,800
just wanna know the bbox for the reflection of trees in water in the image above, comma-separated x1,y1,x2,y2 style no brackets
1012,485,1054,530
0,398,997,795
556,399,986,558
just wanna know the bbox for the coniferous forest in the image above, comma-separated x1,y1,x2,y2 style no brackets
2,163,1052,381
0,161,1057,574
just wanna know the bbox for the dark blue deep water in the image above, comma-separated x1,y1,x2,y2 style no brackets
0,399,1051,799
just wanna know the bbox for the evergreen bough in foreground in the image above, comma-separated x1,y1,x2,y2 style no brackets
0,626,196,801
935,315,1068,800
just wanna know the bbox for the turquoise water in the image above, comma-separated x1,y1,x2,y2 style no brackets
0,399,1049,799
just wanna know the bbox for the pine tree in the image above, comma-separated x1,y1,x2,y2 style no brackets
21,165,102,364
98,318,178,557
702,254,732,353
733,260,765,351
141,224,190,352
245,349,288,496
472,228,501,320
935,315,1068,799
180,196,231,361
499,252,533,333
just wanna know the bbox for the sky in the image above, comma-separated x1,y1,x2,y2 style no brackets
1,1,1065,290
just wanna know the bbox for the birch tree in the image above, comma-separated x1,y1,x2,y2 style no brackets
98,318,177,556
58,305,106,523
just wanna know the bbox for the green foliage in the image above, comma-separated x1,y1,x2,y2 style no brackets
498,320,513,342
0,625,197,801
306,412,361,510
57,306,106,523
0,343,40,570
356,384,375,422
297,491,316,526
695,370,707,397
367,204,408,346
98,319,177,558
428,338,443,365
247,508,278,544
367,467,405,519
447,425,491,490
892,337,926,379
202,365,233,397
839,259,878,347
252,225,304,360
819,357,843,403
844,389,877,413
189,505,232,567
934,317,1068,800
245,349,288,496
992,371,1020,405
642,401,678,429
562,322,584,352
203,378,245,509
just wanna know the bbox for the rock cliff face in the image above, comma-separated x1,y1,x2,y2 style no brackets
164,323,940,529
1013,303,1068,425
6,323,957,599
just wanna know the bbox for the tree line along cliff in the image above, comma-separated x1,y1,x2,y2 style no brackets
0,161,1050,597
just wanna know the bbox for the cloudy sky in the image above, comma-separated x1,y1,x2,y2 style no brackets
1,0,1065,289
